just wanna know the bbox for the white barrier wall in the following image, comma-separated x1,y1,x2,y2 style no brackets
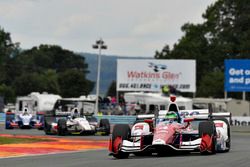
231,116,250,126
1,113,250,126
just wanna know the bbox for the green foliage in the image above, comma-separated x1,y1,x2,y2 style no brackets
58,69,94,97
197,71,224,98
13,73,46,96
0,28,94,102
0,136,54,144
0,84,15,103
13,70,60,96
0,27,20,84
155,0,250,98
40,70,60,94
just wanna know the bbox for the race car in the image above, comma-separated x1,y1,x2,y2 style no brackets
109,96,231,159
5,107,44,129
44,98,110,136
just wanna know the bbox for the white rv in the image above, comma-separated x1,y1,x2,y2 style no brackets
16,92,62,114
124,92,192,115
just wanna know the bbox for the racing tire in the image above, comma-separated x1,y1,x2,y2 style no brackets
58,119,67,136
44,118,52,135
5,114,14,129
213,117,231,152
37,116,44,130
5,121,13,129
112,124,131,159
99,119,110,136
199,121,216,155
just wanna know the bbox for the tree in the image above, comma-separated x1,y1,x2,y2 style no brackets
0,27,19,84
0,26,94,102
58,69,94,97
13,73,46,96
197,71,224,98
40,69,60,94
0,84,15,103
7,44,94,97
154,0,250,98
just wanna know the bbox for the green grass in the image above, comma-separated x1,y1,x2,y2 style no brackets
0,136,55,144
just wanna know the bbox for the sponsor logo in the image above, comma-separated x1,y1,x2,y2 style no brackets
230,119,250,126
180,111,201,117
215,123,224,127
134,125,144,130
148,62,167,72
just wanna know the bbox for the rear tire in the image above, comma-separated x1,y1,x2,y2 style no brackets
199,121,216,154
37,115,44,130
99,119,110,136
58,119,67,136
44,117,52,135
112,124,130,159
5,121,13,129
5,114,14,129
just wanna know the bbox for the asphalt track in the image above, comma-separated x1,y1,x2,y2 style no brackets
0,124,108,140
0,126,250,167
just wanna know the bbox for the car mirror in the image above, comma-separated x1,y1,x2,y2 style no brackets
144,119,153,124
183,117,194,123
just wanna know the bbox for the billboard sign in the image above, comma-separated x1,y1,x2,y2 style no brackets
117,59,196,92
225,59,250,92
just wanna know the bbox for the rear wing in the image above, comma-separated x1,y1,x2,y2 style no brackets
44,110,71,117
137,109,231,120
136,114,155,120
179,109,231,120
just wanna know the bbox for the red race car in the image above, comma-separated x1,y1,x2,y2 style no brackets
109,96,231,159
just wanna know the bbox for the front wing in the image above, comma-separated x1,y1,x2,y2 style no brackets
117,131,227,154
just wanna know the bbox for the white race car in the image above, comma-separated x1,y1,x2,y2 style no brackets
44,98,110,136
5,107,43,129
109,96,231,159
46,114,110,136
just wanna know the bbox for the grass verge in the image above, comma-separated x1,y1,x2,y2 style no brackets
0,136,55,144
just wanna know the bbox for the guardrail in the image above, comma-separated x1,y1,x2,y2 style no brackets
0,113,5,122
1,113,250,127
0,113,137,124
95,115,136,124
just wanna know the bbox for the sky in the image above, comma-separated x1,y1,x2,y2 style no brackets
0,0,216,57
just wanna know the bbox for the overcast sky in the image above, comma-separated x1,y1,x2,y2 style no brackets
0,0,216,57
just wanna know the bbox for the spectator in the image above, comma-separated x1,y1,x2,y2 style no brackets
111,96,116,108
103,97,111,109
135,102,141,115
119,94,127,115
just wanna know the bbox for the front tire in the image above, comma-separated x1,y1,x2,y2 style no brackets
44,117,52,135
5,114,14,129
99,119,110,136
111,124,130,159
199,121,216,154
57,119,67,136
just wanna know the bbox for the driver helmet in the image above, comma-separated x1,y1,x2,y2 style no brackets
72,108,79,118
165,111,178,122
23,108,29,115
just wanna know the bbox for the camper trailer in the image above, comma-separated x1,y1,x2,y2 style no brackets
193,97,250,116
124,92,192,115
15,92,62,114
